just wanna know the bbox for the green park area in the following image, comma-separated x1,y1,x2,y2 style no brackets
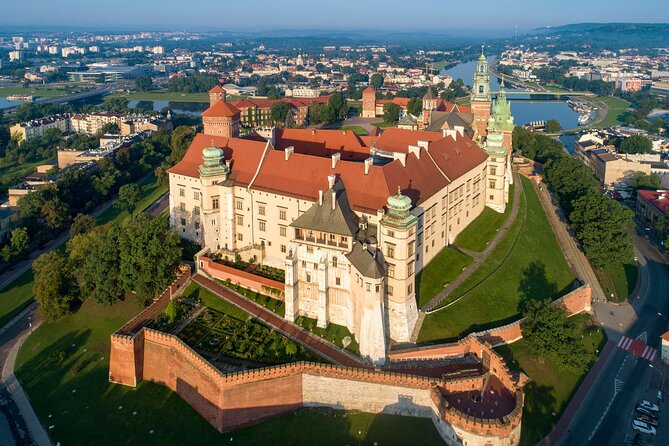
454,183,515,252
592,96,630,128
0,158,56,194
418,177,576,342
0,173,166,328
338,125,368,135
0,86,73,99
596,262,637,303
495,313,606,445
415,247,472,308
16,282,442,445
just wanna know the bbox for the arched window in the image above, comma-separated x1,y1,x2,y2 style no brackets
479,85,484,93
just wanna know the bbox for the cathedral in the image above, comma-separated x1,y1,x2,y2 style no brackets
168,49,514,363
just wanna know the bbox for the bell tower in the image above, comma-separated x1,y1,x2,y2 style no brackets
470,45,492,142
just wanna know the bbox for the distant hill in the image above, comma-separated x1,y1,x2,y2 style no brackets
522,23,669,52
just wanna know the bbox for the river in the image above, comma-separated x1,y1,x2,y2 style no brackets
441,58,580,131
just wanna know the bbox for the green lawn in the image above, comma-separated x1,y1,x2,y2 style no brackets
339,125,368,135
16,290,441,445
416,247,473,308
495,313,606,445
596,262,637,303
0,86,72,98
96,173,167,225
371,121,396,128
454,183,515,252
418,177,575,342
593,96,630,128
182,282,249,321
0,269,34,328
0,158,55,193
294,315,360,353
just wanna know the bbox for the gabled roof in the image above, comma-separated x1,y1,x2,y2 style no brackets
290,179,359,236
363,86,376,94
209,85,226,93
202,100,240,118
346,241,385,279
273,128,370,161
423,87,436,100
374,128,443,153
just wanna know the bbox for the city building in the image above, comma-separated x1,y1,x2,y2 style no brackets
636,189,669,237
9,114,71,142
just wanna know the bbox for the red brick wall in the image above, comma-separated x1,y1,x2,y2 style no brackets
199,255,285,299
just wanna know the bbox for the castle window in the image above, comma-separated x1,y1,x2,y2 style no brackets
306,272,312,282
281,244,286,253
236,199,243,210
408,262,414,276
259,221,266,232
366,283,371,292
490,166,497,176
194,221,200,230
387,230,395,238
306,246,313,254
180,218,186,226
193,206,200,214
332,256,337,267
179,188,185,197
489,179,496,189
386,284,393,296
279,209,287,220
193,191,200,200
180,202,186,211
280,226,287,237
212,197,220,209
236,215,243,225
387,263,395,278
302,260,307,267
335,277,341,286
237,233,243,241
408,283,413,294
490,195,494,200
258,204,266,216
211,219,216,225
479,85,484,93
408,241,415,256
386,244,395,259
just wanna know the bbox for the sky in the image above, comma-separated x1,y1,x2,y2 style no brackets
2,0,669,34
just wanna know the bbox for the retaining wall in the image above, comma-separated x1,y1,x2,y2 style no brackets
198,255,285,299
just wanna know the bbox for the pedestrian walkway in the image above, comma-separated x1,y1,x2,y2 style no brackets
422,172,523,312
531,176,607,303
616,335,658,362
192,274,368,368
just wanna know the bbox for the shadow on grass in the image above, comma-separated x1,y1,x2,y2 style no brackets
519,382,558,446
624,262,638,296
517,261,558,314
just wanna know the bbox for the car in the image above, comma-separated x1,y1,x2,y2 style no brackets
639,400,660,412
636,414,658,427
632,420,656,435
635,406,658,419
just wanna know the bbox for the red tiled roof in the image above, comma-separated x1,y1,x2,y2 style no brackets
426,133,488,181
363,86,376,94
209,85,226,93
230,95,332,111
374,128,443,153
661,330,669,341
638,189,669,215
202,100,240,118
273,128,371,161
232,99,257,108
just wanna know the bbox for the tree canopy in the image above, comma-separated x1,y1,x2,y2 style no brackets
383,103,401,124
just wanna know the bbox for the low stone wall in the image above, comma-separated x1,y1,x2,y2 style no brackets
390,284,593,361
198,254,285,299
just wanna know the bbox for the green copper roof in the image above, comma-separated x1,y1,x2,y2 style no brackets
199,142,230,177
488,85,514,132
470,46,491,102
382,187,417,229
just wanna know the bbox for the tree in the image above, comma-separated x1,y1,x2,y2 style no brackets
383,103,401,124
135,76,153,92
407,98,423,117
116,183,141,215
164,300,180,323
369,73,384,90
545,119,562,133
98,122,120,135
270,102,291,124
170,126,196,164
33,251,77,321
521,299,592,371
618,134,653,154
102,96,129,113
70,213,96,236
285,342,298,356
626,172,661,190
327,94,348,120
3,227,29,262
318,105,335,124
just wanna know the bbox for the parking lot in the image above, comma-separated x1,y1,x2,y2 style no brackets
623,362,668,445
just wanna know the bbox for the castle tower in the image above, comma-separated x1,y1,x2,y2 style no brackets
202,100,241,138
380,187,418,343
209,85,227,106
197,143,231,248
421,87,438,128
362,86,377,118
470,45,492,142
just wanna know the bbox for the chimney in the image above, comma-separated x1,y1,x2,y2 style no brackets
319,190,323,205
364,157,373,174
327,174,336,188
331,153,341,169
331,191,336,210
285,146,294,161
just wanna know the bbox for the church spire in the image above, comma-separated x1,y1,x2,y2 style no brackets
470,45,491,103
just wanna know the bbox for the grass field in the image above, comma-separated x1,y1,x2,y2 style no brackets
0,173,166,328
593,96,630,128
416,247,472,308
371,121,396,128
16,292,442,445
339,125,368,135
0,86,73,98
495,313,606,445
183,282,249,321
418,177,575,342
596,261,638,302
112,91,243,103
454,183,515,252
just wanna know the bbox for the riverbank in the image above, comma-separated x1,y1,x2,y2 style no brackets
112,91,244,103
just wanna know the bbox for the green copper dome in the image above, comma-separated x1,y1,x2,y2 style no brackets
382,187,417,229
199,142,229,177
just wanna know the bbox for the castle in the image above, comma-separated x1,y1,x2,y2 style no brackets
167,49,514,364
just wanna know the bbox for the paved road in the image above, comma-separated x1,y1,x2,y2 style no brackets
193,274,369,368
3,86,112,113
0,303,51,446
548,234,669,445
